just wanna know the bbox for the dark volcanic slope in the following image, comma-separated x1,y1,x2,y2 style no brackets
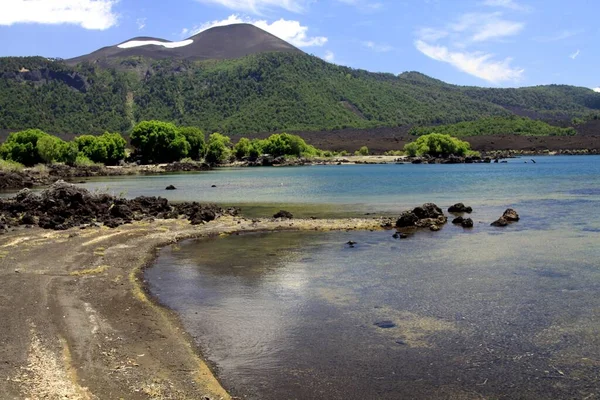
67,24,302,64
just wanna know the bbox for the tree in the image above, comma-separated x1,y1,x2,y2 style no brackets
130,120,189,163
178,126,205,160
0,128,48,166
37,135,66,164
205,133,232,164
75,132,127,165
233,137,252,159
260,133,319,157
404,133,473,157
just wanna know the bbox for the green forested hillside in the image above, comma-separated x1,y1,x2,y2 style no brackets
1,53,599,135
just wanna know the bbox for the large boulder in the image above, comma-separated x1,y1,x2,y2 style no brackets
396,211,419,228
396,203,446,229
413,203,444,219
448,203,473,213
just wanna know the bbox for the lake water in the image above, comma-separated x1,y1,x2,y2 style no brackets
80,155,600,220
109,156,600,398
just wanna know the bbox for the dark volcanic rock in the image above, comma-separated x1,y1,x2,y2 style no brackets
165,185,177,190
452,216,465,224
396,211,419,227
448,203,473,213
395,203,447,229
502,208,520,221
491,208,519,227
461,218,474,228
273,210,293,219
0,181,236,230
491,217,509,227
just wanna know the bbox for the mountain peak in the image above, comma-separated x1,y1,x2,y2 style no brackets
67,24,302,65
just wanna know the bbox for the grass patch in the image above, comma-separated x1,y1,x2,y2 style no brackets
70,265,110,276
0,159,25,172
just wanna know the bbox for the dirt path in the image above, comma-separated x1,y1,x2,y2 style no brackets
0,216,383,399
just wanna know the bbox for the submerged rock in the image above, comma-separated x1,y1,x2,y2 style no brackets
461,218,474,228
502,208,520,221
273,210,293,219
452,216,465,224
491,209,520,227
448,203,473,213
165,185,177,190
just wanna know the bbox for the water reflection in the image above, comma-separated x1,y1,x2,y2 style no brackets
147,224,600,399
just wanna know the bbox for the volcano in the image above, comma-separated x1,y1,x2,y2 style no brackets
66,23,302,64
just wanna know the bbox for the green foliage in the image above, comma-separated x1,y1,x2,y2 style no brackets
0,158,25,172
358,146,369,156
404,133,474,157
76,132,127,165
178,126,205,160
74,154,98,167
37,135,65,164
233,137,252,159
260,133,320,157
130,120,190,163
3,54,598,135
409,116,577,137
0,128,48,166
205,133,232,164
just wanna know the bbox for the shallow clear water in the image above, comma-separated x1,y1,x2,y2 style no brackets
145,155,600,399
72,155,600,217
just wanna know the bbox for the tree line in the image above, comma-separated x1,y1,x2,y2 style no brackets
0,120,351,167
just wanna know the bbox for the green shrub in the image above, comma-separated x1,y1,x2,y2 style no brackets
0,128,48,166
404,133,473,157
261,133,319,158
74,154,98,167
205,133,232,164
233,137,252,159
179,126,205,160
0,158,25,172
358,146,369,156
131,120,190,163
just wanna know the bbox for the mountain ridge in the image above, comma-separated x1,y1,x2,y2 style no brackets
1,24,599,136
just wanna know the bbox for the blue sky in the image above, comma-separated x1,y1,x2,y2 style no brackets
1,0,598,89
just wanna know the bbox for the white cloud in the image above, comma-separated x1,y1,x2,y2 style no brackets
323,50,335,62
136,17,146,30
362,41,393,52
187,15,327,47
471,19,524,42
570,49,580,60
194,0,308,14
481,0,531,12
0,0,119,30
449,12,524,43
534,29,583,42
593,88,600,93
415,40,524,84
415,11,525,83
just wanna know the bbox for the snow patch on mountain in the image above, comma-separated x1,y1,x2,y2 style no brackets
118,39,193,49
